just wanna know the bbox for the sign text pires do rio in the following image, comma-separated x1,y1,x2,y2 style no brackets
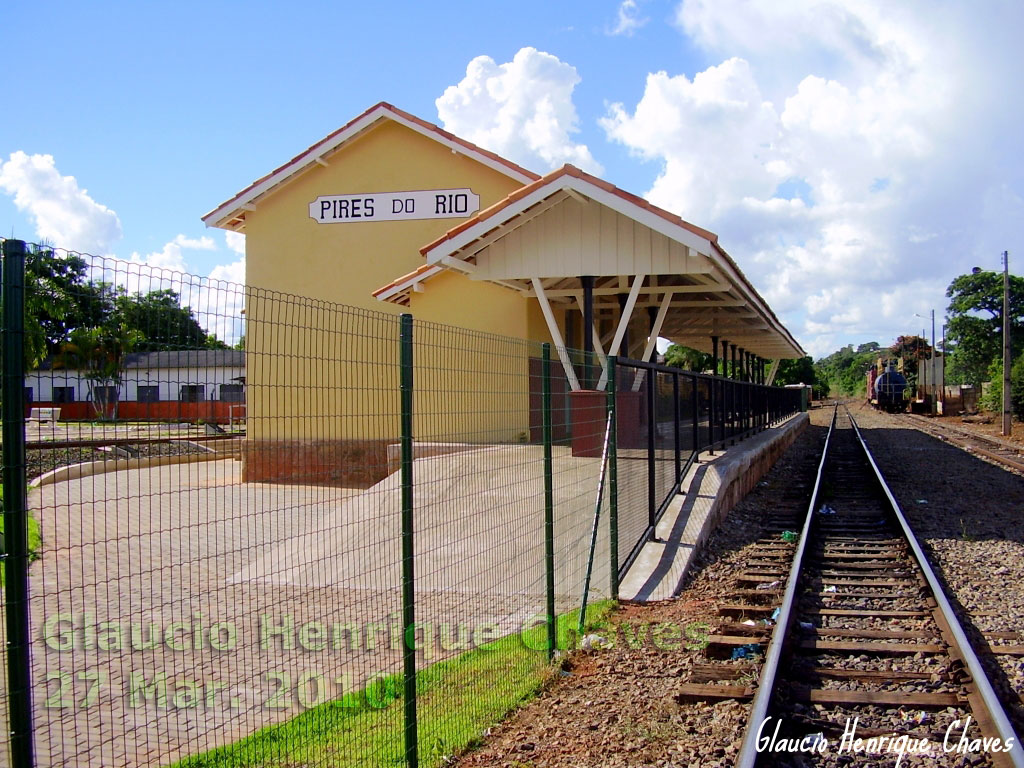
309,189,480,224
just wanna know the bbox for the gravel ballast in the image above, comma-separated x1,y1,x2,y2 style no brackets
451,407,1023,766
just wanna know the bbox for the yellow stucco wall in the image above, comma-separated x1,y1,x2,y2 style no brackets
406,270,551,443
244,119,523,311
239,118,563,450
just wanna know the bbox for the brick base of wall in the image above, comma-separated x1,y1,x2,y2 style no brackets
242,439,394,488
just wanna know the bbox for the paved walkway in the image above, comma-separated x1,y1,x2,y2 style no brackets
1,446,608,767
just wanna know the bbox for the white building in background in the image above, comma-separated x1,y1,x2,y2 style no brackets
26,350,245,406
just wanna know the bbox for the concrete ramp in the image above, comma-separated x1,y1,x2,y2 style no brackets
230,444,612,600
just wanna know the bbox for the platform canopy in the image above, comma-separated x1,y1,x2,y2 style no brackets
379,164,804,380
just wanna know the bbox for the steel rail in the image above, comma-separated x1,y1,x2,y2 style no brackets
902,413,1024,474
849,407,1024,766
734,403,838,768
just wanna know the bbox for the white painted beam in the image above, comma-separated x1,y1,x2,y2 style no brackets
766,358,781,386
597,273,644,390
607,273,644,358
632,292,672,392
531,277,581,391
525,282,731,298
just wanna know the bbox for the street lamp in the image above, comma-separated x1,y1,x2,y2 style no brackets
1002,251,1011,436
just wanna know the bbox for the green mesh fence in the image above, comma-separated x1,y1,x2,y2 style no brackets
0,242,617,768
0,240,798,768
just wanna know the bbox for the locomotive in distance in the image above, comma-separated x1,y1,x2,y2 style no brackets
867,361,909,413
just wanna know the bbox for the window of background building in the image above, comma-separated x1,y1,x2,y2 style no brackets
180,385,205,402
52,386,75,403
219,384,244,402
137,385,160,402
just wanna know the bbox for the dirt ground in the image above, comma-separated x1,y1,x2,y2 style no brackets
453,420,828,768
929,410,1024,446
452,406,1024,767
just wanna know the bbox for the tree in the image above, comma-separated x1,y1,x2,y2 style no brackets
889,335,930,383
815,344,872,396
113,289,214,351
774,356,816,386
55,324,142,419
22,245,113,368
663,344,711,372
945,270,1024,387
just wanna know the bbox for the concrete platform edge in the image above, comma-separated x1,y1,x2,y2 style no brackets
620,413,809,602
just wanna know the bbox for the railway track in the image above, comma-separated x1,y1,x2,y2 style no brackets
899,411,1024,474
678,405,1022,766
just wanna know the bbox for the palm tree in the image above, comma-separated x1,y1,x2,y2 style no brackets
54,324,141,420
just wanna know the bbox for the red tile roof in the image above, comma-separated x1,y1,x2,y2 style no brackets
420,164,719,256
202,102,540,229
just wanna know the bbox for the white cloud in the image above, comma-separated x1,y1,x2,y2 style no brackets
171,234,216,251
103,234,221,297
437,47,602,174
209,256,245,285
604,0,1024,357
224,231,245,255
602,58,781,222
0,151,122,254
113,239,246,345
203,256,246,345
609,0,648,36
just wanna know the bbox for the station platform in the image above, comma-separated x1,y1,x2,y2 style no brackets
619,412,808,602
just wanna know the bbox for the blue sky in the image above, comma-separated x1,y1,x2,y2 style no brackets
3,0,1022,358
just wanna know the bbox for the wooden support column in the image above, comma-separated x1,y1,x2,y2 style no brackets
572,293,608,384
582,275,595,388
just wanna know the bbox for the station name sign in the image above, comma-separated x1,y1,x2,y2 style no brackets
309,188,480,224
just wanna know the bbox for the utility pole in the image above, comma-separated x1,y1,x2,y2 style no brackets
931,309,936,414
941,322,946,415
1002,251,1011,437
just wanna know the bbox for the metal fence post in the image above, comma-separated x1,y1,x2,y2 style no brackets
606,355,619,600
690,373,699,458
646,366,656,528
399,313,418,768
2,239,35,768
541,343,557,656
672,372,681,482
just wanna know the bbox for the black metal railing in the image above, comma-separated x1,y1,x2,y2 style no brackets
612,356,802,579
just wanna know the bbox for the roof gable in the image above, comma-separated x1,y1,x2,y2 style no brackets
202,103,540,231
388,163,804,358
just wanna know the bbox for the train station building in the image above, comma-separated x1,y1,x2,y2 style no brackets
202,102,805,484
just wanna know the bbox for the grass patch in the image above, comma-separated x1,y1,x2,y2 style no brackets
172,601,616,768
0,505,42,586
